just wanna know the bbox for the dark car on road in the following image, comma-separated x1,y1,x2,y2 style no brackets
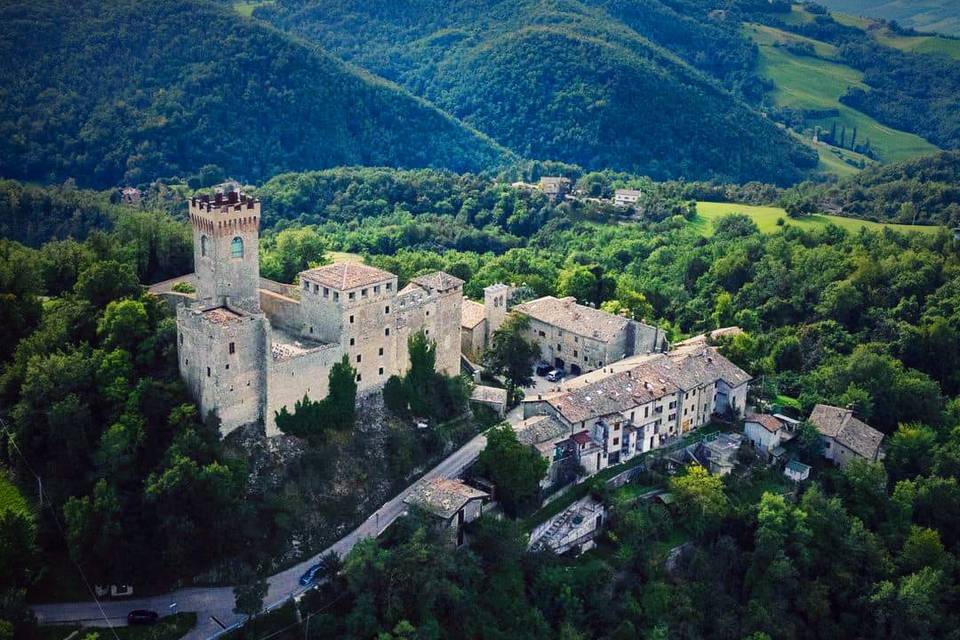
299,563,322,587
535,363,552,377
127,609,159,625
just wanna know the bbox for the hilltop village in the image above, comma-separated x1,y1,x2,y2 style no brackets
145,188,892,543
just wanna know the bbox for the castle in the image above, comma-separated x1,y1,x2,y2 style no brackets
174,191,464,437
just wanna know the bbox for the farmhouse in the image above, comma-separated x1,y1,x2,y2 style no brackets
404,478,489,547
808,404,884,466
613,188,642,207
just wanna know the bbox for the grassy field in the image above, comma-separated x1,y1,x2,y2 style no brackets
327,250,363,263
830,12,960,59
747,24,940,165
692,202,943,236
232,1,273,17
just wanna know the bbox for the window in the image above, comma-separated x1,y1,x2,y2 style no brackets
349,338,355,346
231,236,244,258
644,406,649,418
379,347,384,356
386,282,392,291
356,373,362,382
557,344,562,352
349,292,355,300
349,315,355,324
225,364,230,370
207,367,211,377
668,413,676,421
323,287,329,298
426,310,430,316
200,235,208,257
613,437,619,446
356,354,362,363
385,328,390,336
573,349,578,358
333,292,339,301
229,342,235,354
425,329,429,335
539,330,546,337
362,288,368,298
309,326,313,334
374,285,380,294
598,361,603,367
303,280,309,291
683,407,688,415
668,401,677,409
379,367,384,376
574,336,579,343
385,305,390,314
614,423,620,431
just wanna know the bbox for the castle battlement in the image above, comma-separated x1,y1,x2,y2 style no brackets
189,191,260,236
176,190,463,438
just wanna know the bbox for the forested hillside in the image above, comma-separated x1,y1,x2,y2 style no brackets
0,0,509,189
819,0,960,36
258,0,818,184
792,151,960,226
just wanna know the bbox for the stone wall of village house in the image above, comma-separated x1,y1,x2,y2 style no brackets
264,343,343,437
460,322,485,363
524,318,620,374
678,383,717,434
176,305,267,437
715,380,748,418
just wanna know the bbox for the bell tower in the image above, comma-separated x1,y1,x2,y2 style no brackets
189,191,261,309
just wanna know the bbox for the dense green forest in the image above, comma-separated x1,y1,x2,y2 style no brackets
0,0,509,190
257,0,818,184
1,164,959,637
787,151,960,226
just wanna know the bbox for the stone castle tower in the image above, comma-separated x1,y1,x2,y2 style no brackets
179,191,268,433
189,191,261,309
483,283,512,340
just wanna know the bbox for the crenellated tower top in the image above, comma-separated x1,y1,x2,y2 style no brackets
189,190,261,309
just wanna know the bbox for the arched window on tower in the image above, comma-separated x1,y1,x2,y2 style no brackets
200,235,208,257
231,236,244,258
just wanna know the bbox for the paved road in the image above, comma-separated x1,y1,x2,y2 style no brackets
32,428,491,640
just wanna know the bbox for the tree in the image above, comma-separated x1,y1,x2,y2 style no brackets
885,423,937,482
483,313,540,398
793,421,825,464
275,355,356,438
669,465,728,538
556,264,597,304
74,260,139,308
475,424,548,517
97,298,150,353
233,575,269,621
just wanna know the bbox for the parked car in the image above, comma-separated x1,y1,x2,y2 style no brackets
299,563,322,587
546,369,565,382
535,363,552,377
127,610,159,625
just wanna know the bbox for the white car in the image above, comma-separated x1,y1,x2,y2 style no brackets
546,369,564,382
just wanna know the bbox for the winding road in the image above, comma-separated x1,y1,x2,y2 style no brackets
31,423,499,640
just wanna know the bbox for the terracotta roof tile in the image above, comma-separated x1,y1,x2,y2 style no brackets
300,262,394,291
461,299,486,329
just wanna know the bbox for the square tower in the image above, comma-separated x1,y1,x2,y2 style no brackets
189,191,261,309
298,262,399,387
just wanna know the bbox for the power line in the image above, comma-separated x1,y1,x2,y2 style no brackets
1,416,122,640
